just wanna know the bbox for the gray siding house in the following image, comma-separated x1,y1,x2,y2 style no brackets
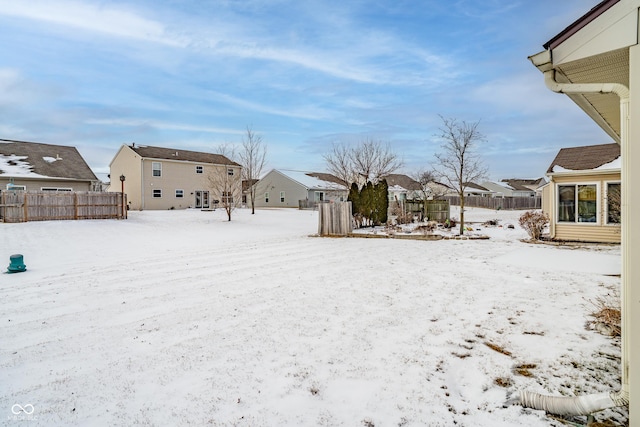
0,139,99,192
251,169,348,209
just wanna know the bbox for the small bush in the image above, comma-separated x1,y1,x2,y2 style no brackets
518,211,549,240
586,295,621,337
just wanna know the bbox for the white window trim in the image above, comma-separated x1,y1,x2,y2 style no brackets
556,182,601,225
605,180,621,226
196,166,203,174
41,187,72,192
6,184,26,191
152,162,162,177
280,191,285,203
175,189,184,198
152,189,162,198
265,192,269,203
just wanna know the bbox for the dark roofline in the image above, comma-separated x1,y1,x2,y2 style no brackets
128,144,240,167
543,0,619,50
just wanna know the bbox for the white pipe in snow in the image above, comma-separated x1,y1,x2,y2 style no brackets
516,69,630,416
518,390,629,416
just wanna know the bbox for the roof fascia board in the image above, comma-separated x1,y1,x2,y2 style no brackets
551,2,638,65
140,155,236,168
547,168,621,178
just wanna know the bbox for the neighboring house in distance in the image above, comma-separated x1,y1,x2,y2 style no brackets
109,144,241,210
462,182,494,197
503,178,546,194
242,179,259,206
250,169,347,209
383,174,423,201
541,143,620,243
0,139,100,192
481,178,544,198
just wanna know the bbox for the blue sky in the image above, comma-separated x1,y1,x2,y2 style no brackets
0,0,607,181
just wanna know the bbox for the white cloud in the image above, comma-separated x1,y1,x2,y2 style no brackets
85,118,244,135
0,0,186,46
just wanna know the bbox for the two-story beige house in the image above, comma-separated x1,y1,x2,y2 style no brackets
109,144,241,210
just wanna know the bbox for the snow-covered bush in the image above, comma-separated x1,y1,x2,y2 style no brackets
518,210,549,240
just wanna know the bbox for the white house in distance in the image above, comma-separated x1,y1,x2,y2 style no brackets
0,139,100,192
384,174,423,202
481,178,544,198
250,169,347,209
109,144,241,210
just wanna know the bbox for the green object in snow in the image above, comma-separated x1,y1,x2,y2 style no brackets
7,254,26,273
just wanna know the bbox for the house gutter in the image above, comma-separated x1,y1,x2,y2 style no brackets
519,58,630,415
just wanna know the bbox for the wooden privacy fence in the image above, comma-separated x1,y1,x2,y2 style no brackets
444,195,541,210
394,200,451,223
425,200,450,222
0,191,127,223
318,201,352,236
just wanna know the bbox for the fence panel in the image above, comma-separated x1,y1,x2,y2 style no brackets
425,200,450,222
444,195,541,210
0,191,126,223
318,201,352,236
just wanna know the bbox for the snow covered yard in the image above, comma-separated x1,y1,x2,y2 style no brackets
0,207,625,426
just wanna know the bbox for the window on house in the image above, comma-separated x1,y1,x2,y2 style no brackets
41,187,72,192
196,166,203,174
280,191,285,203
265,192,269,203
153,189,162,198
6,184,26,191
227,168,234,176
314,191,325,202
222,191,233,204
152,162,162,177
557,184,597,223
175,189,184,198
607,182,621,224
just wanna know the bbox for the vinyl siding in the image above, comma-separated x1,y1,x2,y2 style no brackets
548,171,620,243
0,178,92,192
109,145,240,210
252,170,308,208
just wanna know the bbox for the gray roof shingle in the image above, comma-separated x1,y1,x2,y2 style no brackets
0,139,98,181
547,143,620,174
129,144,240,166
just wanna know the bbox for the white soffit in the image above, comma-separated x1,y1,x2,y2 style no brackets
552,3,638,65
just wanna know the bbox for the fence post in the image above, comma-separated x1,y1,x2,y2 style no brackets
23,193,28,223
318,201,352,236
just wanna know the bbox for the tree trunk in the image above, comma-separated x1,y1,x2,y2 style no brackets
459,194,465,235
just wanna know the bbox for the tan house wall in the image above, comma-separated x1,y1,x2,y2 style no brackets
544,171,620,243
141,159,240,210
109,145,143,210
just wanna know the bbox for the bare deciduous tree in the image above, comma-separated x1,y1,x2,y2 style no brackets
324,142,355,188
239,126,267,214
208,156,242,221
323,138,403,188
432,116,488,235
